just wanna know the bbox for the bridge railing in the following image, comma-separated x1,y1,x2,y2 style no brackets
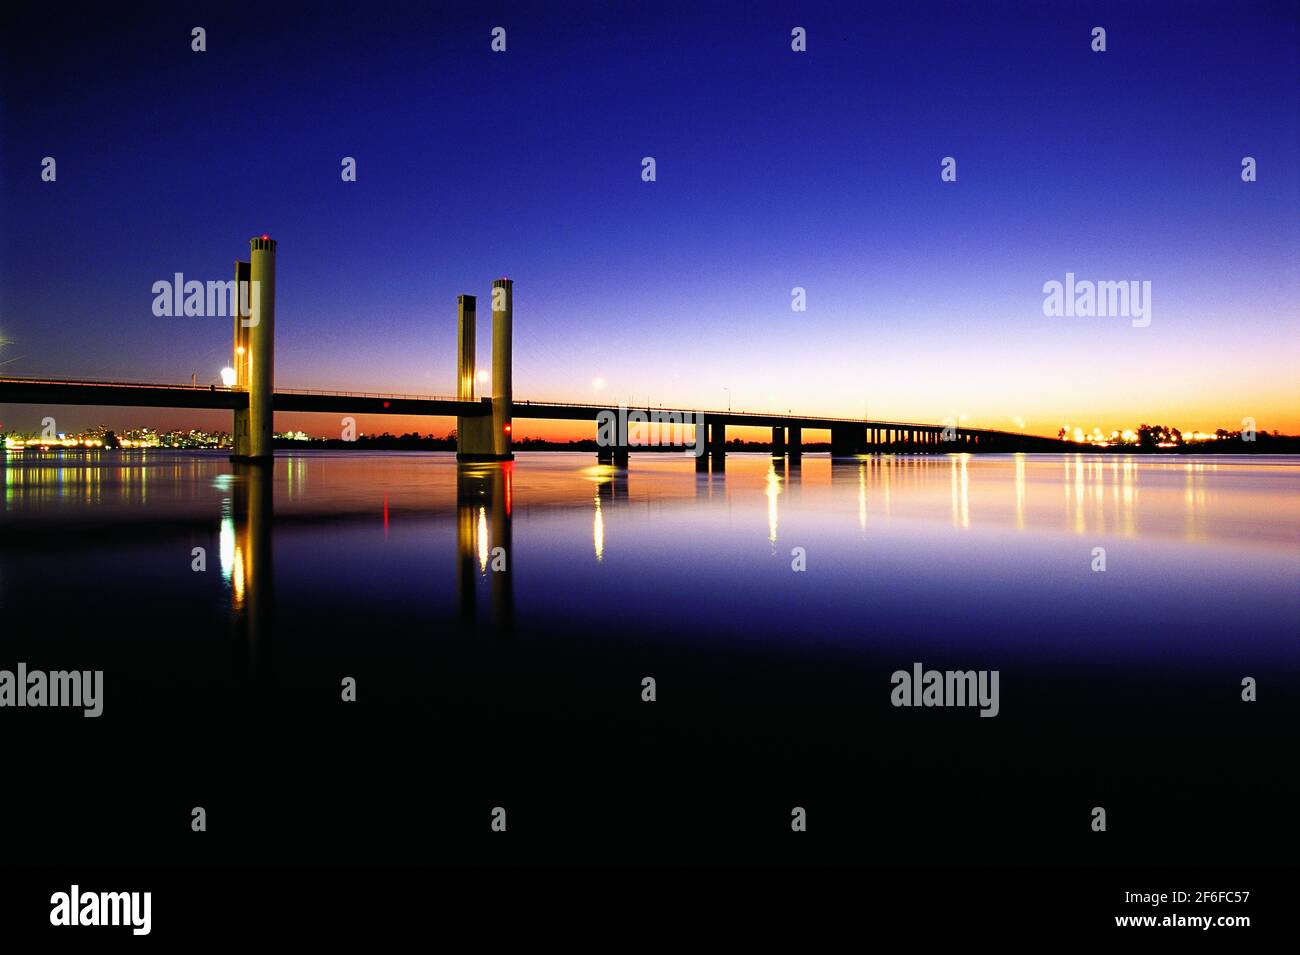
0,374,238,392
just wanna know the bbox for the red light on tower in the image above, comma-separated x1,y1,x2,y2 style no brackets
261,234,269,240
503,423,512,434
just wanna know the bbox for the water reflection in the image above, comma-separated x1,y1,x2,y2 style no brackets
455,462,514,641
225,462,273,702
766,461,782,547
3,452,1297,656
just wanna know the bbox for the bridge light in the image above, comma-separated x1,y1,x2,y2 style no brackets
220,367,237,387
503,423,512,434
261,234,269,240
235,346,245,355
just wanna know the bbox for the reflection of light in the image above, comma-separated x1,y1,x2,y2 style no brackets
232,545,246,607
220,367,237,386
1014,454,1025,530
593,494,604,561
477,506,488,573
950,455,970,529
219,511,235,584
765,461,781,545
858,463,867,530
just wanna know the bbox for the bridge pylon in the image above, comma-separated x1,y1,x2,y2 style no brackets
456,278,513,461
231,235,275,462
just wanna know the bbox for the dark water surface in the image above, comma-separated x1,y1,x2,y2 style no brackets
2,450,1297,865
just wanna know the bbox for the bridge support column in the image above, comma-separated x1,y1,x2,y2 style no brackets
771,426,785,457
456,280,513,462
788,426,801,458
490,278,514,461
709,419,726,470
693,420,709,471
831,425,865,457
231,259,251,458
456,294,492,460
243,236,276,462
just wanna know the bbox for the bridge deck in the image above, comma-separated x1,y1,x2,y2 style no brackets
0,376,1042,440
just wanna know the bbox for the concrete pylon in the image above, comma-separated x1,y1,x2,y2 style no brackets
231,260,251,458
457,294,476,400
456,294,495,459
241,236,275,462
491,279,514,460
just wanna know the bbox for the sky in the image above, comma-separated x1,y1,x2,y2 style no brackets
2,0,1297,440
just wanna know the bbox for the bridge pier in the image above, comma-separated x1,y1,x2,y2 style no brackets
694,419,709,471
456,280,514,462
230,236,276,463
788,426,802,458
456,295,493,459
231,259,251,458
771,426,785,457
709,419,726,470
490,279,514,461
831,425,865,457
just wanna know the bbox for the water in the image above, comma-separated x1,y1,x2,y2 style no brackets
2,450,1297,865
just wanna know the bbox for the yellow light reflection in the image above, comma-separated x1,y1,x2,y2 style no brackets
477,506,489,573
765,461,781,545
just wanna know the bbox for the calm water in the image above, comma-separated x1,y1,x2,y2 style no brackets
2,450,1297,865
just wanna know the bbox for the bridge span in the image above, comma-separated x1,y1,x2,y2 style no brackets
0,374,1063,465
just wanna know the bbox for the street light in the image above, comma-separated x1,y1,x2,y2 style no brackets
723,387,731,412
220,367,237,387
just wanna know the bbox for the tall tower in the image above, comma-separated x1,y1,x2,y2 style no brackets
232,259,251,457
491,278,513,460
457,294,476,399
246,236,276,460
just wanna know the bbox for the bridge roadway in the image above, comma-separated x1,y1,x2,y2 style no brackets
0,375,1046,444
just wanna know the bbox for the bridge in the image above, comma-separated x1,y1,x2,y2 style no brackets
0,235,1065,468
0,373,1062,463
